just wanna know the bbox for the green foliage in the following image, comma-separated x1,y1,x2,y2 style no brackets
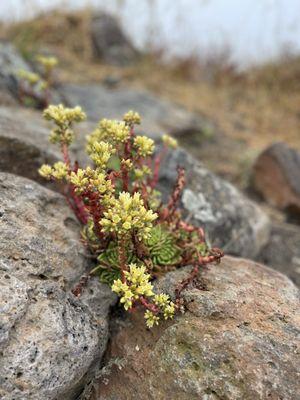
97,241,137,285
145,225,181,267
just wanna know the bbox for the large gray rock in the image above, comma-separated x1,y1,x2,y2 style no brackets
252,142,300,217
0,173,116,400
0,106,91,191
258,222,300,287
96,256,300,400
91,13,138,66
158,148,270,258
61,83,215,139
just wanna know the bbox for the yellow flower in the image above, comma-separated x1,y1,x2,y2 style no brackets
144,310,160,328
44,104,86,146
38,164,52,179
100,192,157,240
123,110,141,126
44,104,86,126
18,69,40,85
134,136,155,157
38,162,68,180
69,167,113,195
162,134,178,149
101,119,130,143
134,165,151,180
51,162,68,180
89,141,115,169
36,55,58,70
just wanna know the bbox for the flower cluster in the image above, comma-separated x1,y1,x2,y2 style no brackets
39,161,68,180
112,264,154,310
36,55,58,71
134,136,155,157
88,118,130,146
88,141,116,169
44,104,86,145
18,70,40,86
123,110,141,126
162,134,178,149
112,264,175,328
101,192,157,240
69,167,114,196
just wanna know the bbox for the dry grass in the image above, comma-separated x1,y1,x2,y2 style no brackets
2,11,300,187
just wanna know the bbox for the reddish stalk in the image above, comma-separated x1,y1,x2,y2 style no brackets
139,296,159,314
149,145,168,189
160,167,185,222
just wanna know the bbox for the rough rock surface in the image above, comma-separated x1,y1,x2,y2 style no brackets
0,41,32,106
97,256,300,400
0,173,116,400
91,13,138,66
0,106,90,191
61,83,215,139
258,221,300,287
253,142,300,216
159,148,270,258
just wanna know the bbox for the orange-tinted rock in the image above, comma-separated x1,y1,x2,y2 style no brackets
96,256,300,400
253,142,300,215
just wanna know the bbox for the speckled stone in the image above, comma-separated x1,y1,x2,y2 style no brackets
158,148,270,258
0,173,116,400
97,256,300,400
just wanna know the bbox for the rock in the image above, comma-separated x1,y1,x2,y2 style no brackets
0,173,116,400
0,41,31,105
158,148,270,258
96,256,300,400
91,13,138,66
61,83,215,139
258,222,300,287
252,142,300,216
0,106,91,191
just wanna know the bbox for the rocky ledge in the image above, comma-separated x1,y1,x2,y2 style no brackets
97,256,300,400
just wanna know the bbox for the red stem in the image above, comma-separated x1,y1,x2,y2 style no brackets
139,296,159,314
150,145,168,189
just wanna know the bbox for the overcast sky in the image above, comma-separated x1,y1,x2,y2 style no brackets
1,0,300,67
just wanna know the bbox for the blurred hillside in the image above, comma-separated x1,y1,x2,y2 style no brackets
1,10,300,188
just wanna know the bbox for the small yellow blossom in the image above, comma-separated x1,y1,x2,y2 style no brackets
124,264,154,297
69,167,113,195
162,134,178,149
111,279,134,310
51,162,68,180
44,104,86,145
36,55,58,70
101,119,130,143
18,70,40,86
134,136,155,157
144,310,160,328
112,264,154,311
123,110,141,126
38,162,68,180
89,141,115,169
38,164,52,179
121,159,133,170
154,293,175,320
134,165,151,180
44,104,86,126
